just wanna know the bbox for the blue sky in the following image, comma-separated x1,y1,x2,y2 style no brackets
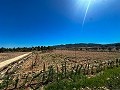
0,0,120,47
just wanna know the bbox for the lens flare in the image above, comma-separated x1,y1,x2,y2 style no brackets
82,0,92,27
81,0,95,28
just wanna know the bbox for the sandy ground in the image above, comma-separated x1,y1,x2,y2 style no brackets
0,52,32,70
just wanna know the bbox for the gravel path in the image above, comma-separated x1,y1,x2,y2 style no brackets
0,52,32,69
0,52,27,63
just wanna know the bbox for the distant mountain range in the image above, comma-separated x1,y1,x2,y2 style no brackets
53,43,120,51
54,43,120,48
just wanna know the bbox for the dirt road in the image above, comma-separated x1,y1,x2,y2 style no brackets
0,52,32,70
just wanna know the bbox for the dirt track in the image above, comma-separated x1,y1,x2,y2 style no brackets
0,52,32,69
0,52,27,62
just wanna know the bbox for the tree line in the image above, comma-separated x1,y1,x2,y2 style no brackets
0,46,54,53
1,43,120,53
